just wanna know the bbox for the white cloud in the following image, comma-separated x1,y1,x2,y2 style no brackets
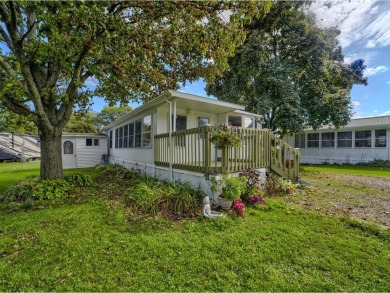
386,81,390,84
364,65,388,76
309,1,390,49
373,109,378,113
377,110,390,116
351,100,361,107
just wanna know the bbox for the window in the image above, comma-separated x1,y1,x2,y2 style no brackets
321,133,335,148
135,119,142,147
375,129,387,147
109,131,113,149
294,134,305,148
123,124,128,148
86,138,99,146
143,115,152,147
171,115,187,131
129,122,134,148
355,130,371,147
244,117,254,128
118,126,123,148
63,141,74,154
228,116,242,127
115,129,119,148
198,117,210,127
307,133,319,148
337,131,352,148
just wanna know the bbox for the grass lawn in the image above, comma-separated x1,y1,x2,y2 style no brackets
301,164,390,177
1,164,389,291
0,162,40,195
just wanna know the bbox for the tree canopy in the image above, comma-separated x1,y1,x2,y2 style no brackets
0,106,38,134
63,111,98,134
206,2,367,135
93,105,133,131
0,1,270,179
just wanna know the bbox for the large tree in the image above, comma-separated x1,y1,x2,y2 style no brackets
0,1,270,179
93,105,133,131
206,1,367,135
63,111,98,134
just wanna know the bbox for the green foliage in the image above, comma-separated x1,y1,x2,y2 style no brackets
96,163,138,181
239,168,263,202
0,1,270,179
124,178,201,217
32,180,70,200
220,175,247,201
355,159,390,168
1,181,34,203
64,173,93,187
265,174,286,196
206,2,367,135
210,125,241,148
93,105,132,130
168,182,200,215
0,106,38,134
64,111,98,134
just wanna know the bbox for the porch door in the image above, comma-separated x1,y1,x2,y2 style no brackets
62,139,77,169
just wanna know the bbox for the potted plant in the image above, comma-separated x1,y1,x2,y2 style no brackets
218,176,246,210
280,179,297,194
210,125,241,149
233,198,245,218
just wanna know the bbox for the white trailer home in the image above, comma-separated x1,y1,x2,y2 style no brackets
287,115,390,164
102,90,300,202
61,133,107,169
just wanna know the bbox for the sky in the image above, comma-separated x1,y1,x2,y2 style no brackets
73,1,390,118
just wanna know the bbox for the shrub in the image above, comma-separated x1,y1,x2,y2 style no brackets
355,159,390,168
96,163,139,180
239,168,263,203
64,172,93,187
32,179,70,200
221,176,246,201
265,174,285,196
1,182,34,203
168,182,201,215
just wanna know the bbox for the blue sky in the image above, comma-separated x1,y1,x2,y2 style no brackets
74,1,390,118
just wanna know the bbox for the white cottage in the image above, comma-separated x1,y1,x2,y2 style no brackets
102,90,299,201
287,115,390,164
61,133,107,169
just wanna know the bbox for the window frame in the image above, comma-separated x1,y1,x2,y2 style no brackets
294,134,305,148
321,132,335,148
375,129,387,148
307,133,319,148
355,130,372,148
143,115,152,148
337,131,352,148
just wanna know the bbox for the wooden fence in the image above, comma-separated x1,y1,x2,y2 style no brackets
154,126,300,181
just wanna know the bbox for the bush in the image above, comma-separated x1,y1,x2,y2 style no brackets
355,159,390,168
168,182,201,215
96,163,139,180
239,168,263,203
1,182,34,203
124,177,201,218
33,179,70,200
64,172,93,187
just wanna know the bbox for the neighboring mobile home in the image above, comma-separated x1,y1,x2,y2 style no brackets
102,90,299,202
287,115,390,164
61,133,107,169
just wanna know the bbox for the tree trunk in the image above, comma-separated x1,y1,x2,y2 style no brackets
39,129,63,180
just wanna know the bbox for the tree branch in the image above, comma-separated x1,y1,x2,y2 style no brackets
1,93,36,117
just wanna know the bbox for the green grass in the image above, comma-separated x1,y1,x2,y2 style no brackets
1,164,389,291
302,164,390,177
1,199,389,291
0,162,40,194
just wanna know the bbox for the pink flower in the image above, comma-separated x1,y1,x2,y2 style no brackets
233,198,245,209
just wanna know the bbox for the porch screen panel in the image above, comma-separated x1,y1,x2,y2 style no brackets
307,133,319,148
115,129,119,148
375,129,386,147
135,119,142,147
123,124,129,148
129,122,134,148
321,133,335,148
118,126,123,148
337,131,352,148
294,134,305,148
228,116,241,127
355,130,371,147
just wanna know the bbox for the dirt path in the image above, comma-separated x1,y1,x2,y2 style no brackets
287,172,390,227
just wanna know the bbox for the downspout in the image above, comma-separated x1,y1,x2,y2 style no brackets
165,97,173,182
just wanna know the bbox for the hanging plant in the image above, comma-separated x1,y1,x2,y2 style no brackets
210,125,241,149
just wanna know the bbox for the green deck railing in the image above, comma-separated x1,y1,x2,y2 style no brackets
154,126,300,181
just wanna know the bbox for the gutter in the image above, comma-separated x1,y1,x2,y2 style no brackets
165,96,173,182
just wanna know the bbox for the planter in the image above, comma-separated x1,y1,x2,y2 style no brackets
235,207,245,218
218,197,233,210
286,189,294,194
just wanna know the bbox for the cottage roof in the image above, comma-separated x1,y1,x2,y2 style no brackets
102,90,260,131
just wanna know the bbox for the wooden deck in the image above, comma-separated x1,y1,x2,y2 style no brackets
154,126,300,181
